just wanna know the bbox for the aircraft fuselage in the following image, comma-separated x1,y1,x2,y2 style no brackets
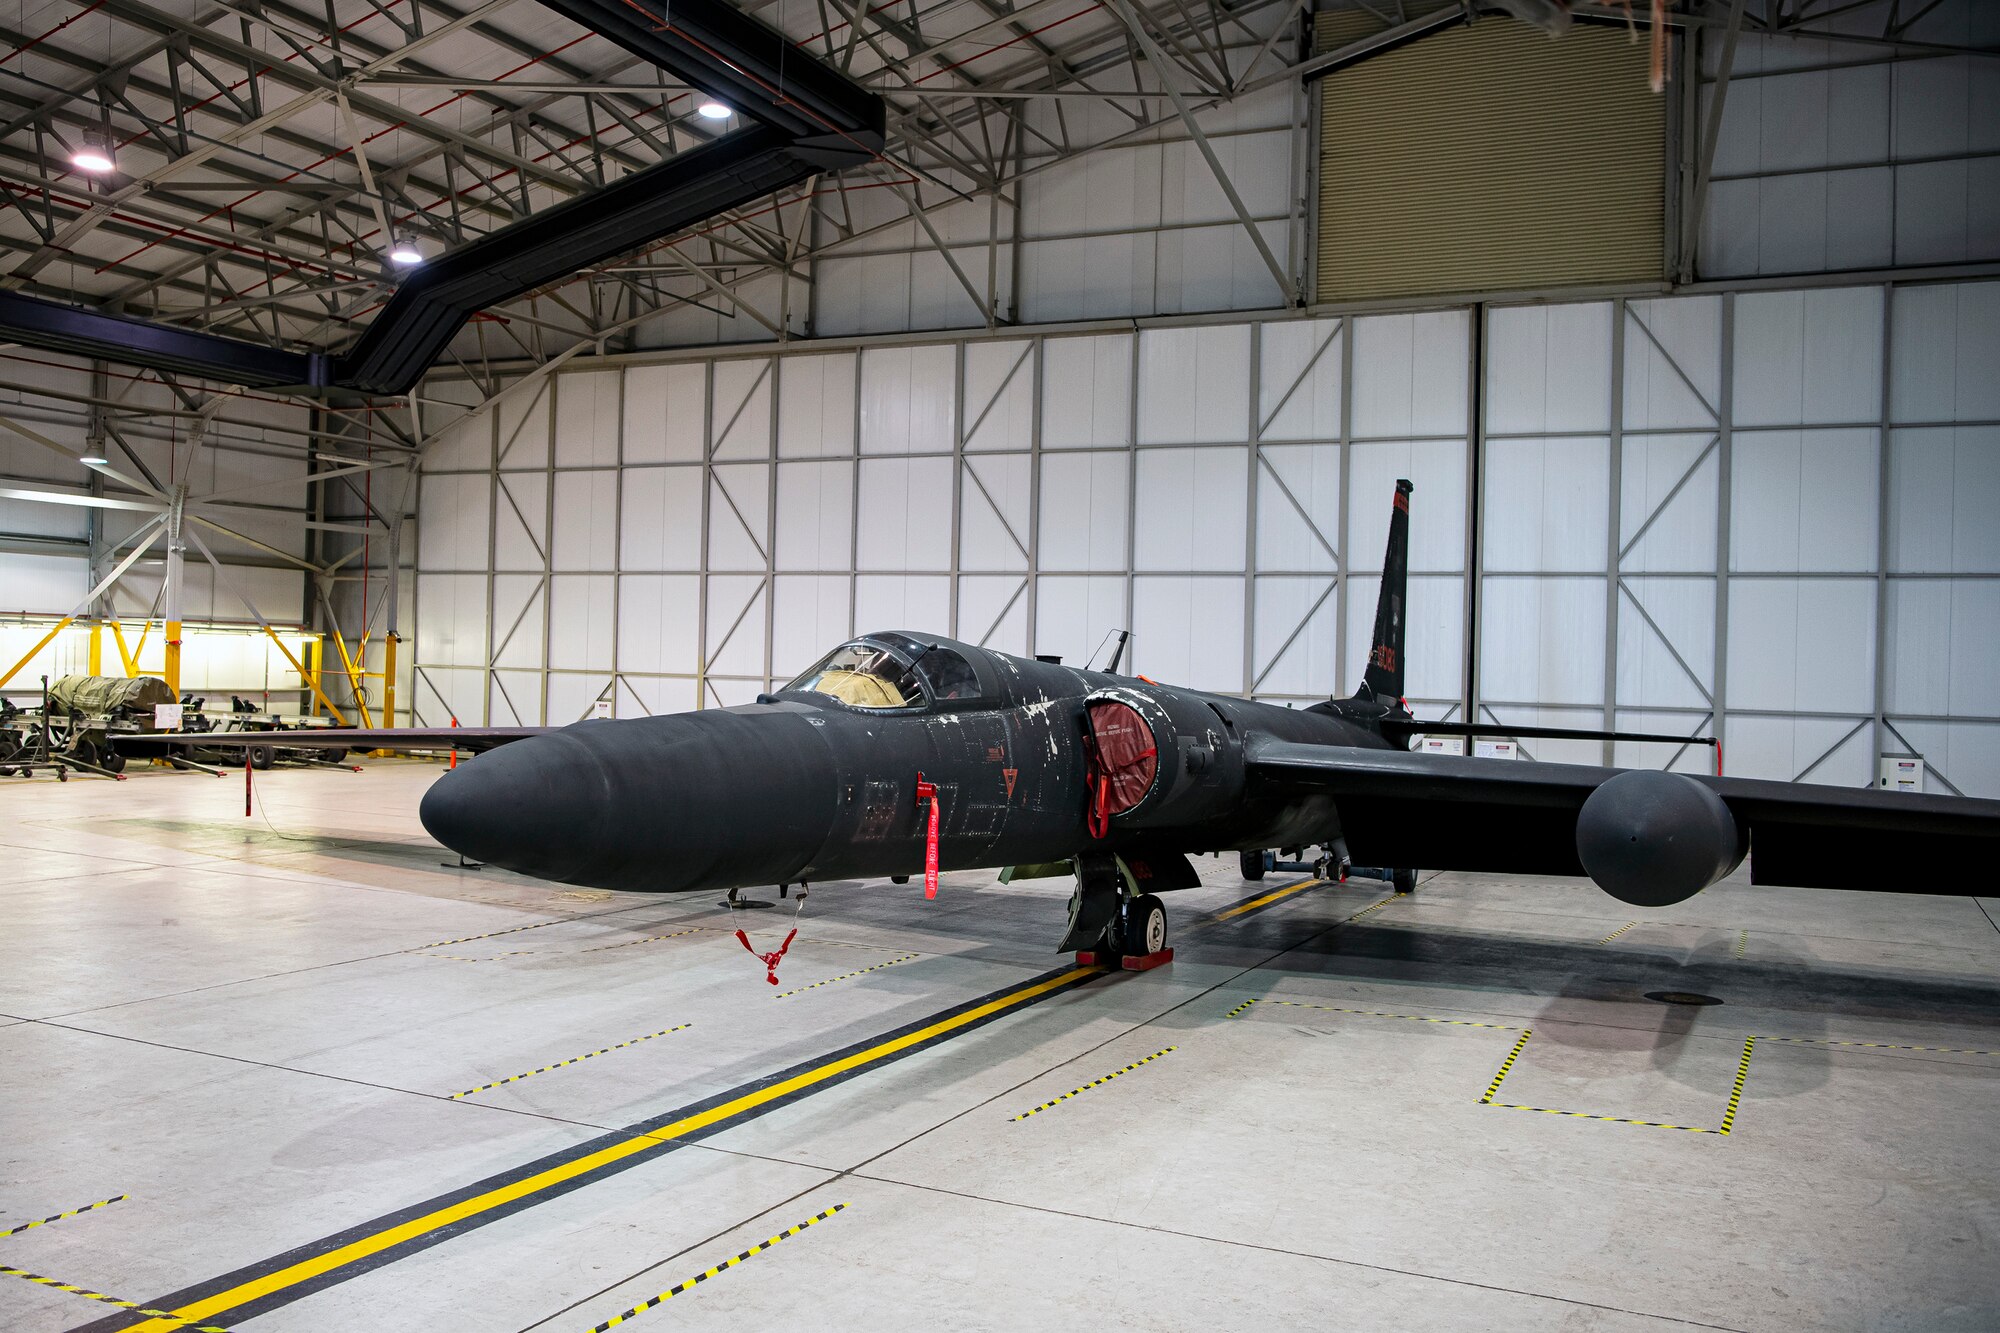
417,639,1398,894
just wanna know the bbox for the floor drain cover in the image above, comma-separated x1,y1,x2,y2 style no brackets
1645,991,1723,1006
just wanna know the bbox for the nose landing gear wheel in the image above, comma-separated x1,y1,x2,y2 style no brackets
1120,893,1167,956
1238,849,1266,881
1392,867,1418,895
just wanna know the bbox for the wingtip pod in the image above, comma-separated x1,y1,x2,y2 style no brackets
1576,770,1747,907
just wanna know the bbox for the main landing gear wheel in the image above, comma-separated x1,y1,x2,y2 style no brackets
1238,849,1266,881
1393,867,1418,895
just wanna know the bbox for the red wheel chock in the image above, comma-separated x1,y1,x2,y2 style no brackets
1075,947,1174,972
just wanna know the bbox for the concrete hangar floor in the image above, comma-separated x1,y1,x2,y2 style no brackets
1,761,1996,1333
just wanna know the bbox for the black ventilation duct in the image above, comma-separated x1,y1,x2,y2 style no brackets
0,0,884,396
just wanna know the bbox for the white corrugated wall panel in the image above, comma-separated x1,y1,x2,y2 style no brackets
1258,319,1343,442
712,360,773,461
957,575,1030,655
1033,575,1126,669
854,574,949,634
1731,287,1884,427
1132,577,1244,693
1620,434,1719,573
707,464,771,571
551,471,618,571
705,575,766,678
554,370,621,467
855,457,952,572
775,461,854,571
1254,444,1340,575
1486,304,1613,435
962,341,1034,452
1136,326,1252,445
778,354,857,458
623,363,706,464
1891,281,2000,422
1253,577,1339,698
1624,296,1723,431
1887,426,2000,574
860,346,956,454
1134,446,1247,572
959,455,1031,572
1617,578,1715,710
1726,578,1876,714
616,575,700,676
547,574,614,671
1482,437,1610,574
1349,311,1468,438
1728,429,1880,573
619,469,703,572
493,472,547,571
1479,576,1606,707
1037,452,1129,571
1040,335,1132,448
418,473,491,571
772,576,852,677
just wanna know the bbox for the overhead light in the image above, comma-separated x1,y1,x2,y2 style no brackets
71,130,115,174
388,233,424,266
696,98,732,120
80,451,107,465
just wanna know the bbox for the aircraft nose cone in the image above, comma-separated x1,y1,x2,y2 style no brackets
419,730,613,882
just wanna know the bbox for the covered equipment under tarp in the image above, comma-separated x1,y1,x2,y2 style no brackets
49,675,176,717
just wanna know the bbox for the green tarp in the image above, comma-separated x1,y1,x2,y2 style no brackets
49,674,176,716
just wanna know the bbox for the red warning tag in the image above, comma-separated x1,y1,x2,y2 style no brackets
915,773,940,900
1002,768,1018,799
737,927,798,985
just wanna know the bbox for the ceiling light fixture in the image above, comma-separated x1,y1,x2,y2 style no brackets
80,451,107,465
696,98,732,120
71,130,115,174
388,233,425,266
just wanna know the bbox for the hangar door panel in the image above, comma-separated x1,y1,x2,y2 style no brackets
1314,14,1664,302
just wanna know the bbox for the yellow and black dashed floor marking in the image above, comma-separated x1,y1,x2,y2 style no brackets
1010,1047,1176,1121
407,918,570,952
583,928,706,954
1480,1031,1758,1135
0,1193,126,1238
428,950,537,963
1209,877,1322,922
449,1025,693,1100
1227,997,1523,1031
1480,1031,1534,1104
95,964,1106,1333
1767,1035,2000,1057
586,1204,846,1331
1597,921,1639,945
1734,930,1747,958
0,1264,231,1332
772,953,919,1000
1345,896,1396,922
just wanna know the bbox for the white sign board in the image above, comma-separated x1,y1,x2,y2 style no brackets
1420,736,1465,756
153,702,183,731
591,698,613,720
1879,756,1925,793
1474,739,1518,761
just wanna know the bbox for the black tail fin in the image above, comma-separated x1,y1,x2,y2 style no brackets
1358,478,1412,703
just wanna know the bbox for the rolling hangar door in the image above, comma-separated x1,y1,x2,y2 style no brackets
406,279,2000,798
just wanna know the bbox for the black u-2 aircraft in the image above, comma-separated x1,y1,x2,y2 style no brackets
165,480,2000,958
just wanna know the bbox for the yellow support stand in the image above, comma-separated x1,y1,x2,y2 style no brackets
264,628,349,725
383,632,399,730
0,616,72,689
330,631,374,729
307,636,324,719
88,621,102,676
164,619,182,696
111,621,140,676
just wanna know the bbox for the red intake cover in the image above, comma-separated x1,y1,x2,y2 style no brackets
1086,699,1158,815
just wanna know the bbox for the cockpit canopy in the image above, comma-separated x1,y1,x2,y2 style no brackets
784,633,985,711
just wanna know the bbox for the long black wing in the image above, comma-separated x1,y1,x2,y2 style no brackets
120,727,550,755
1245,735,2000,891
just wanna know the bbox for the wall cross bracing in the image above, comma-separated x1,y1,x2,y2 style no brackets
408,277,2000,797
